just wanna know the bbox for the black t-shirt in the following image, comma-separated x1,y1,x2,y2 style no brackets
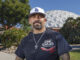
15,28,72,60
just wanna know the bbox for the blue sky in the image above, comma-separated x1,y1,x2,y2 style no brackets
29,0,80,15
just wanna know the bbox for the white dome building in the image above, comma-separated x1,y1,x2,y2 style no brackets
45,10,79,28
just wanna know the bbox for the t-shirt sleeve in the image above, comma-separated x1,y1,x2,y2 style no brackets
56,33,72,56
15,39,25,59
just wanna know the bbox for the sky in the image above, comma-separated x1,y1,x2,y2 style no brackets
29,0,80,15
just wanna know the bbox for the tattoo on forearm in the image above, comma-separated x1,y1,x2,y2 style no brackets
60,53,70,60
15,56,24,60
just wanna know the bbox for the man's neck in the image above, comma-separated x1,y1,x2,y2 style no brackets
33,27,46,34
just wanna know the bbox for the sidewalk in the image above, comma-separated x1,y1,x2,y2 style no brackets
0,52,16,60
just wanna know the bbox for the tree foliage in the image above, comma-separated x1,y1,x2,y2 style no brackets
60,17,80,44
0,28,27,47
0,0,30,29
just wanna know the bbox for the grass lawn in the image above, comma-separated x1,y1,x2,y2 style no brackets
70,50,80,60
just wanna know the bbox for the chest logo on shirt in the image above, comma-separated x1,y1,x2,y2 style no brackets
41,39,56,53
42,39,54,47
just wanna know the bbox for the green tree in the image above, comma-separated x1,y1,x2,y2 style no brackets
0,0,30,29
0,28,27,47
60,17,75,39
20,16,31,33
60,17,80,44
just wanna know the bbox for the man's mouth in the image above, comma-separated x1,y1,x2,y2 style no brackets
33,21,42,30
33,22,41,25
34,23,40,24
33,20,41,24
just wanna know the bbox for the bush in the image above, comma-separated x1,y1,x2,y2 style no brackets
60,17,80,44
0,28,27,48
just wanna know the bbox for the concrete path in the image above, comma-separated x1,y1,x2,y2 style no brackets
0,52,16,60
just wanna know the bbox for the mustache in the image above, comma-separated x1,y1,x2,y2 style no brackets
33,20,41,24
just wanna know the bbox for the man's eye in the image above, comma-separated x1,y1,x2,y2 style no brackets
39,16,44,18
31,16,35,18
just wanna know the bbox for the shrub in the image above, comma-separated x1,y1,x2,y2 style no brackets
0,28,27,48
60,17,80,44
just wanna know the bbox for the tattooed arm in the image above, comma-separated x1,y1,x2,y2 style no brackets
60,53,70,60
15,56,24,60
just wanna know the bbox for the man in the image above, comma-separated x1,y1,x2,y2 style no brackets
15,7,72,60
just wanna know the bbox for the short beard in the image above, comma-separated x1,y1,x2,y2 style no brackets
33,20,42,30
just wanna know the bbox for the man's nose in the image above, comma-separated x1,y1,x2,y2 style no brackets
36,18,40,20
35,16,40,20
